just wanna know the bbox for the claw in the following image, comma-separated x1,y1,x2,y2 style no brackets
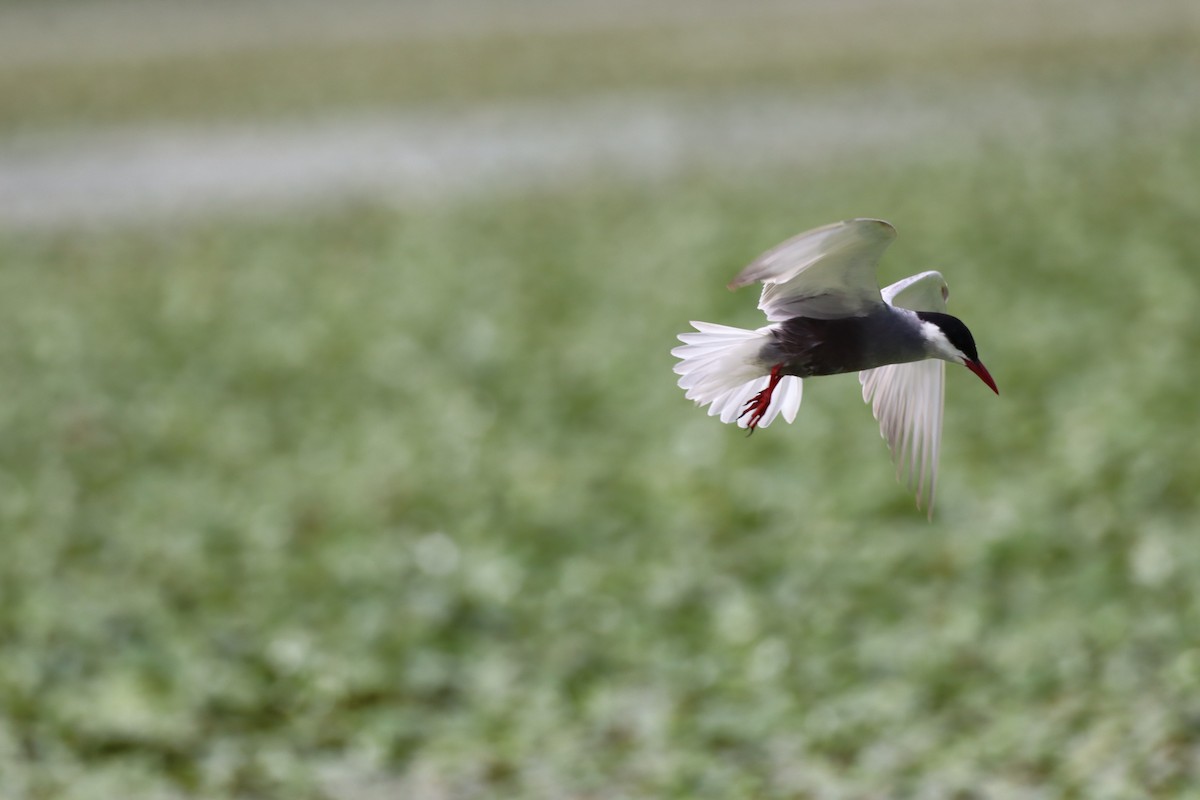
738,364,783,434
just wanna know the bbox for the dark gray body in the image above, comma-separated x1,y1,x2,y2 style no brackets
758,306,929,377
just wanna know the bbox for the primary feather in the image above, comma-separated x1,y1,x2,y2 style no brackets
859,270,951,515
728,218,897,321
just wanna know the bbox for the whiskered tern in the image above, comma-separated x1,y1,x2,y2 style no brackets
671,218,998,515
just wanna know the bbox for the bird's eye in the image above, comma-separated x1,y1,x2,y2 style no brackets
941,286,949,302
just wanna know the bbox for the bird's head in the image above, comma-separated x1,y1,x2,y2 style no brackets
915,311,999,394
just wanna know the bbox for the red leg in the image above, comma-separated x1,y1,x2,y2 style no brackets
739,364,783,433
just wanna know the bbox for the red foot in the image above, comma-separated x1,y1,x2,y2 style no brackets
739,364,783,434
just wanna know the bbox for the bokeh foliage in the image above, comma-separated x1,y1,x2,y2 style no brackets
1,2,1199,798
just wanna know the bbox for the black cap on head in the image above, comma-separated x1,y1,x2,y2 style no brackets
915,311,979,361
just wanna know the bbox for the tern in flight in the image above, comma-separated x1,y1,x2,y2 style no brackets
671,218,998,514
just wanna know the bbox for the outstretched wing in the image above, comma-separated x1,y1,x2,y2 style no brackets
882,269,949,312
859,270,949,517
728,218,897,321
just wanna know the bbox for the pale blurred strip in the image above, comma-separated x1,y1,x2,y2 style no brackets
1,70,1197,231
3,0,1192,67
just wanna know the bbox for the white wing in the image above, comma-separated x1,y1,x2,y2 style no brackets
882,269,949,311
859,270,949,517
727,218,897,321
860,359,944,516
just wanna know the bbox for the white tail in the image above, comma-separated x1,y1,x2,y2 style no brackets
671,321,803,429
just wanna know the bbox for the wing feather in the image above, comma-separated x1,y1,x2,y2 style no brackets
883,269,948,312
860,359,945,517
728,218,897,321
859,270,952,517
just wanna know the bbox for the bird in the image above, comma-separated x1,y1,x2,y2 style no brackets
670,218,997,515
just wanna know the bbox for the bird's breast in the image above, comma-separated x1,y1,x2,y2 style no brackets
765,312,926,377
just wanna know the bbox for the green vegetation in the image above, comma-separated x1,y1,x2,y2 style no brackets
0,0,1195,135
2,2,1200,798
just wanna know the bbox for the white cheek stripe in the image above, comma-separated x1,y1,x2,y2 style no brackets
919,321,965,362
918,320,943,342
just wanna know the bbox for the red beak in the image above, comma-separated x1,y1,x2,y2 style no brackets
965,359,999,395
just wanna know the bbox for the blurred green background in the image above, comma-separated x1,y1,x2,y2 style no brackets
2,1,1199,797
